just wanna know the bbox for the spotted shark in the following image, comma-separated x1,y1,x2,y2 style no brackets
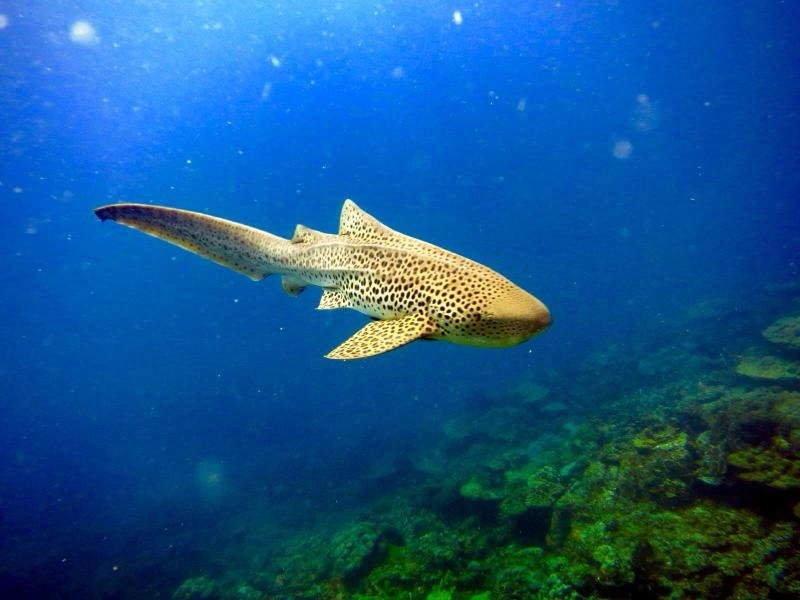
94,200,551,359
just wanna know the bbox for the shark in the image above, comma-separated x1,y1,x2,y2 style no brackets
94,199,551,359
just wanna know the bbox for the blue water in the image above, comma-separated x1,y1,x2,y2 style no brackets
1,1,798,598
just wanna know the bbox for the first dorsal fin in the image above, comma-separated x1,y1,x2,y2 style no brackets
338,199,390,241
337,199,466,267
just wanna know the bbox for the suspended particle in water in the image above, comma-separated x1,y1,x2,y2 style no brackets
631,93,660,131
612,139,633,159
69,20,99,45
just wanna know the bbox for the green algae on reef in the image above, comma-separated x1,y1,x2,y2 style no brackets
763,314,800,350
736,353,800,380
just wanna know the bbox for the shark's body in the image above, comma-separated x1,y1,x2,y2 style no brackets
94,200,550,359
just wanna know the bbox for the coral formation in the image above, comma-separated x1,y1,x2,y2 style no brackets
763,314,800,349
736,353,800,379
329,521,404,585
168,288,800,600
172,577,217,600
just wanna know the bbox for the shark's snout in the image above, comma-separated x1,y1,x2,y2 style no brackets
481,287,551,346
528,295,552,333
516,293,552,340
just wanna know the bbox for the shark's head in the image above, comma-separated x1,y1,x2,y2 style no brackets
481,286,552,346
447,284,551,348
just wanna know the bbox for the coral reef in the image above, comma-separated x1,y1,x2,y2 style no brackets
763,315,800,349
169,291,800,600
172,577,217,600
329,521,403,585
736,353,800,379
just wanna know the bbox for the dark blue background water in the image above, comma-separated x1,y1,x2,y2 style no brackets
1,1,798,597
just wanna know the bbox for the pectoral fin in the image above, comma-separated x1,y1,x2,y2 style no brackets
326,314,440,360
317,289,351,310
281,276,307,296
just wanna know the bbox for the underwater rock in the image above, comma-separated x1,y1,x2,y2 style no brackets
763,315,800,350
693,430,728,485
361,508,486,595
509,379,550,405
727,439,800,489
425,589,453,600
689,388,800,492
229,582,263,600
443,407,522,446
622,426,694,505
774,396,800,455
685,297,746,323
541,401,569,413
735,353,800,380
455,476,503,523
631,426,688,452
524,467,567,508
172,576,218,600
329,521,402,586
556,489,794,598
498,465,566,519
637,345,697,378
459,478,502,502
696,389,800,433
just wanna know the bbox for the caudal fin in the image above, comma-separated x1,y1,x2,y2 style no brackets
94,203,286,280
